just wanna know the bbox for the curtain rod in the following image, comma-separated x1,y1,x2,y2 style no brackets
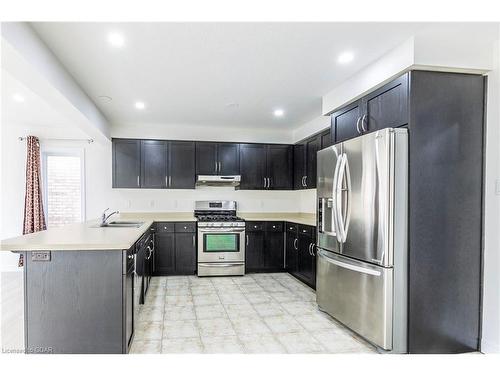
18,137,94,144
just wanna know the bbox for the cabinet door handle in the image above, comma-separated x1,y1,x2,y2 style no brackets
304,175,307,187
356,116,362,134
215,161,218,173
193,235,195,247
137,175,140,187
293,238,298,250
361,114,368,132
246,235,249,246
165,175,168,187
268,177,271,189
263,177,266,188
218,161,222,173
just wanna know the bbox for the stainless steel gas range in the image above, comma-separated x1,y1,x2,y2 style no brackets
195,201,245,276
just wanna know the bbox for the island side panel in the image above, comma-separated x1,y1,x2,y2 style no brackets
24,250,124,354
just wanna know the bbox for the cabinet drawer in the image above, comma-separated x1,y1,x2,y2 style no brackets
246,222,264,231
156,222,175,233
286,222,298,234
266,222,283,232
175,222,196,233
298,224,314,237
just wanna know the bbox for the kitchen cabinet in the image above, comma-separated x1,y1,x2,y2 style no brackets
169,141,195,189
285,222,298,273
285,223,316,289
331,100,363,144
362,73,409,133
239,144,267,189
240,144,293,190
331,73,409,144
320,128,332,150
155,232,175,275
154,222,196,276
245,221,285,273
305,136,320,189
195,142,240,175
175,232,197,274
113,139,195,189
245,230,265,272
266,145,293,189
141,140,167,188
112,139,141,188
293,143,306,190
294,133,321,190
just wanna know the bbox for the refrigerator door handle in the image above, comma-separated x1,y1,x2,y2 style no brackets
335,154,347,242
331,152,343,242
317,249,381,276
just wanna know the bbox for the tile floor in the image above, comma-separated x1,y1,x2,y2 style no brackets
130,272,377,354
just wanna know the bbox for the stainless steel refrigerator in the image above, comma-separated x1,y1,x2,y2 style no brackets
316,128,408,353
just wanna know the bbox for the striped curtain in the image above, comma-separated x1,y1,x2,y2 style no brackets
19,136,47,267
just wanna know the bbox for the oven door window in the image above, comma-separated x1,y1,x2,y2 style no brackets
204,233,240,252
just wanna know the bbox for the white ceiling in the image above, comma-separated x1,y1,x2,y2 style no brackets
31,22,430,130
1,70,87,138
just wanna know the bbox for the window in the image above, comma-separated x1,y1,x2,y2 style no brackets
42,149,85,228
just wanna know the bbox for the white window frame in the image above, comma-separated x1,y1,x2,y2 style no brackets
41,147,86,226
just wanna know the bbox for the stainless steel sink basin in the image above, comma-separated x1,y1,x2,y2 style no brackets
93,221,145,228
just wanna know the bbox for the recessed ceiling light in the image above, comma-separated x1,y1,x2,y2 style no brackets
12,93,25,103
273,109,284,117
107,32,125,48
338,51,354,64
135,101,146,110
98,95,113,103
225,102,239,109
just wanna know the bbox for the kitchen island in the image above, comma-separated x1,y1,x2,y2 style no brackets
0,213,195,354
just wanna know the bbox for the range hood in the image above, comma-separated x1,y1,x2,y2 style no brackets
196,175,241,187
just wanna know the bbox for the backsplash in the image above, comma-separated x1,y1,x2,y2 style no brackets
98,187,316,214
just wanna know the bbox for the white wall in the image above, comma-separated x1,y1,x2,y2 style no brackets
481,26,500,354
112,122,294,144
292,115,330,143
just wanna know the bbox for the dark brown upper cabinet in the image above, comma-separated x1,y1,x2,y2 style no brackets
294,133,321,190
320,128,332,150
112,139,141,188
195,142,239,175
239,144,293,190
113,138,195,189
362,73,409,133
266,145,293,190
168,141,195,189
141,140,168,188
239,143,267,189
331,73,409,144
331,100,363,144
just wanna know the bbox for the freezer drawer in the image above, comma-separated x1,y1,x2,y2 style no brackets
316,249,393,350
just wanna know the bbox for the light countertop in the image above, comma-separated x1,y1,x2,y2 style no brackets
0,211,313,252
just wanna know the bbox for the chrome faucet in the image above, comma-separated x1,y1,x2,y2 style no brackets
101,208,120,226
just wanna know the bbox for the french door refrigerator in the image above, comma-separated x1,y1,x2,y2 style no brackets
316,128,408,353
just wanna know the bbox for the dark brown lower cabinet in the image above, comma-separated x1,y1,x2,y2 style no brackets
155,232,175,275
154,222,196,275
285,222,316,289
245,221,285,273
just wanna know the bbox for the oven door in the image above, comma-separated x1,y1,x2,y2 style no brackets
197,227,245,263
